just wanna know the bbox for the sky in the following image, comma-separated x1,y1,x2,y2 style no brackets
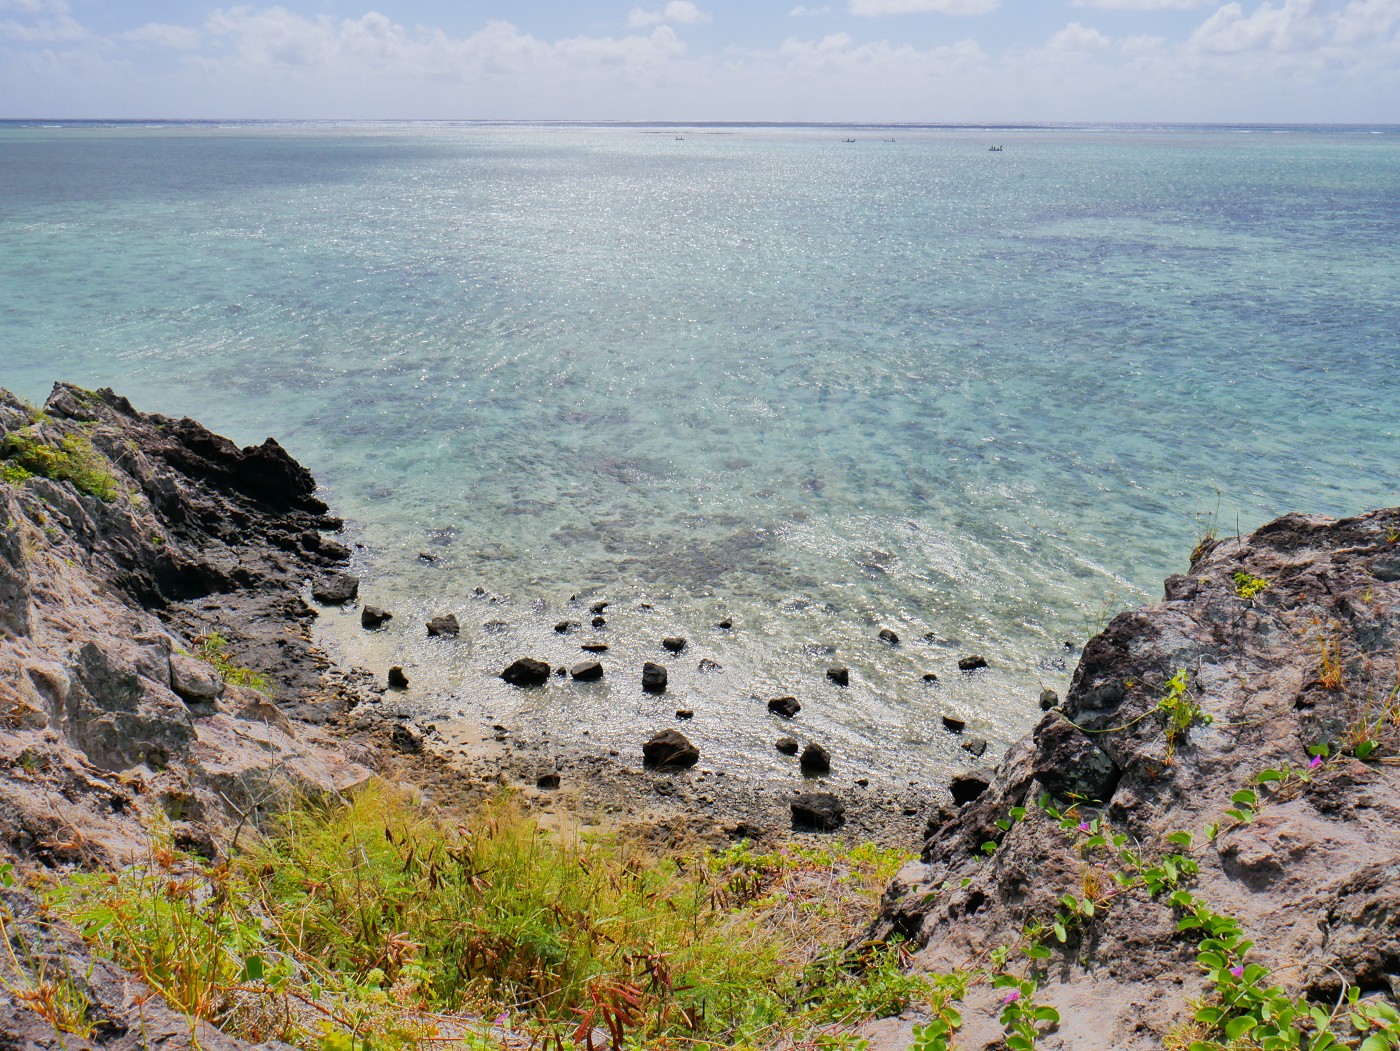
1,0,1397,123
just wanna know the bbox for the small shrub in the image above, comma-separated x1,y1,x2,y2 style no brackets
1,429,117,501
1231,572,1269,600
190,633,271,694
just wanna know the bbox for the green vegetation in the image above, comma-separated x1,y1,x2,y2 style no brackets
41,783,915,1051
190,632,272,694
0,862,101,1038
0,427,118,501
1232,571,1270,600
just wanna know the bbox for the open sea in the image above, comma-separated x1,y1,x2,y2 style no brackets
3,120,1398,784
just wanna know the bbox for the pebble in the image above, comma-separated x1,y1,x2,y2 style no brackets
826,666,850,686
387,666,409,690
767,696,801,718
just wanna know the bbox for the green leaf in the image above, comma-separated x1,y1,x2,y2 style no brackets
1310,742,1331,758
1256,768,1284,783
1231,789,1259,807
1359,1038,1390,1051
981,841,997,855
1167,831,1193,846
1225,1016,1257,1040
1053,921,1067,943
241,954,266,982
1033,1006,1060,1025
1355,740,1377,759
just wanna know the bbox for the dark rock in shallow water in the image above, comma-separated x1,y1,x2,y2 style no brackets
1039,688,1059,711
426,614,460,637
922,671,939,683
554,620,579,633
791,792,845,831
949,769,992,806
387,666,409,690
642,662,668,692
589,601,610,614
642,728,698,768
313,572,359,605
698,657,723,672
417,551,437,563
958,654,989,671
554,666,567,677
391,724,422,754
592,615,607,628
879,628,900,645
800,742,832,773
941,713,967,733
570,660,604,681
501,657,550,687
826,666,850,686
580,640,609,652
775,736,799,755
675,709,694,719
662,635,687,653
961,737,988,758
361,605,393,629
716,618,733,629
768,696,801,718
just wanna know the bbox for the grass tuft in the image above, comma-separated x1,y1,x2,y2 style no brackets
1,428,118,501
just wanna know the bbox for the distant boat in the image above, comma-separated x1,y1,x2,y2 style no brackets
988,145,1004,152
885,138,896,143
844,138,856,143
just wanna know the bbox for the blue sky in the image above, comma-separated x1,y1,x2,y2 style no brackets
2,0,1397,122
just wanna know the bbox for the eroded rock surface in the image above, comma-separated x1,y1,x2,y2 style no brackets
874,510,1400,1049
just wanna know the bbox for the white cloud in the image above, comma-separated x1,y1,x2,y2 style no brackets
1073,0,1211,9
847,0,999,14
627,1,711,28
789,4,832,14
0,0,87,42
1049,21,1111,50
1190,0,1329,53
122,22,202,49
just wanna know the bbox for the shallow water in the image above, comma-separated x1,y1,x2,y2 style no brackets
3,121,1398,781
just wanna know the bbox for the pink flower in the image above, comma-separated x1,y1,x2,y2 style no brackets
1002,990,1021,1004
494,1013,509,1027
1309,755,1323,769
1229,965,1244,978
1077,821,1091,832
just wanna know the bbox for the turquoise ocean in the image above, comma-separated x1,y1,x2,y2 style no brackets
3,121,1398,784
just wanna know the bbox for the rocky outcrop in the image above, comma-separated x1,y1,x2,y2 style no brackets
0,384,372,869
874,509,1400,1049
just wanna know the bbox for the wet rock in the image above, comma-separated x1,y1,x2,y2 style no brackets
426,613,460,637
800,742,832,774
387,666,409,690
791,792,845,831
698,657,723,672
482,619,510,633
826,666,850,686
581,640,609,652
878,628,900,645
961,737,988,758
312,572,359,605
642,662,668,692
941,713,967,733
570,660,604,681
642,728,699,768
361,605,393,629
390,724,422,754
592,616,607,628
417,551,437,563
501,658,550,687
958,654,989,671
554,620,579,633
768,696,801,718
554,666,567,677
949,769,992,806
716,618,733,629
675,709,694,719
662,635,687,652
1039,688,1059,711
589,601,610,614
537,772,561,790
775,736,800,755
